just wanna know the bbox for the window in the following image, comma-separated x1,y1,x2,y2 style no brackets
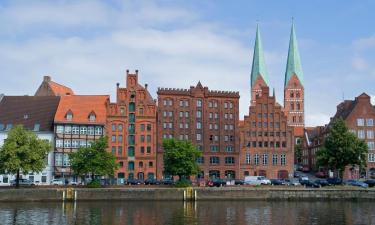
185,100,189,107
185,123,189,129
80,140,86,147
185,112,189,117
196,122,202,129
196,134,201,141
72,140,79,148
180,111,183,118
163,99,167,106
66,112,73,121
210,157,220,164
209,101,213,108
168,111,173,117
63,140,71,148
80,126,87,135
111,135,116,142
89,113,96,122
281,154,286,165
118,135,123,143
224,102,228,108
368,142,374,150
262,154,268,165
149,161,154,167
272,154,278,165
147,135,151,143
169,100,173,106
225,157,235,165
140,147,145,154
367,119,374,126
215,113,219,119
254,154,259,165
245,153,251,164
180,100,184,107
118,124,123,132
357,118,365,126
55,153,62,166
197,99,202,107
120,107,125,115
147,146,151,153
197,157,204,164
118,146,123,155
56,125,64,134
95,127,102,135
196,111,202,118
140,124,145,131
88,126,94,135
368,153,375,162
139,161,143,168
140,135,145,143
229,102,233,108
224,135,229,141
111,147,116,155
33,123,40,131
64,125,71,134
63,154,70,166
128,161,135,171
139,108,144,115
128,147,135,157
358,130,365,139
56,139,63,148
214,101,218,108
225,146,234,152
367,130,374,139
163,111,167,117
210,113,213,119
210,146,219,152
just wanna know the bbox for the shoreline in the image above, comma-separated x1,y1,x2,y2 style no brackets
0,187,374,202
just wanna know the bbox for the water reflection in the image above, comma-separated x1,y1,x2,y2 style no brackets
0,200,375,225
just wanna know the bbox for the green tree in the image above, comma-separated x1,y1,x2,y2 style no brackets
0,125,51,188
316,118,368,178
295,143,302,164
69,137,117,183
163,138,201,181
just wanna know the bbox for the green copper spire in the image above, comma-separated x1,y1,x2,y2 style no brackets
250,25,269,88
284,22,304,87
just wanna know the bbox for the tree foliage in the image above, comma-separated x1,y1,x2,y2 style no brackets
316,118,368,177
295,143,302,164
0,125,51,187
69,137,117,181
163,139,201,180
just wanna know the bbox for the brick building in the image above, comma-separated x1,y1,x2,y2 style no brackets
53,95,108,182
107,70,157,183
239,25,295,179
240,86,294,179
35,76,74,96
301,126,325,171
156,82,240,180
302,93,375,179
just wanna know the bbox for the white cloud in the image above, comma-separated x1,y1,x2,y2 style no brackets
353,35,375,51
305,113,330,127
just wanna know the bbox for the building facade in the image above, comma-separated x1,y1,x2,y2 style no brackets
240,87,294,179
0,96,60,185
301,126,325,171
107,70,157,183
53,95,108,182
157,82,240,180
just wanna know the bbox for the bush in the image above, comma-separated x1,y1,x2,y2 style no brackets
87,179,101,188
174,180,192,188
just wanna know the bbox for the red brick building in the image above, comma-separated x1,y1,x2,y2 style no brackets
302,93,375,179
240,86,294,179
107,70,157,182
156,82,240,180
301,126,325,171
35,76,74,96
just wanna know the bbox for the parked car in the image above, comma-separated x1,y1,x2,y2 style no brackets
271,179,286,185
303,180,320,188
345,180,369,188
244,176,271,185
11,179,35,186
315,171,328,178
127,179,144,185
51,179,64,186
144,179,161,185
364,179,375,187
161,178,174,185
326,177,343,185
207,179,226,187
302,166,310,173
293,172,301,178
69,181,79,186
234,179,244,185
285,179,300,186
314,179,330,187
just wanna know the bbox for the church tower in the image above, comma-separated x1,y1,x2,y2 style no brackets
284,22,305,140
250,25,269,105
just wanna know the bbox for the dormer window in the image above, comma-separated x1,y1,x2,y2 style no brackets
66,111,73,121
89,112,96,122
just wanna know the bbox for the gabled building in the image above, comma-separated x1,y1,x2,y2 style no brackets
302,126,325,171
157,82,240,180
0,96,60,185
53,95,108,182
35,76,74,96
107,70,157,183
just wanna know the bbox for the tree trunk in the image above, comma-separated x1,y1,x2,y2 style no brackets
91,173,95,181
16,169,20,188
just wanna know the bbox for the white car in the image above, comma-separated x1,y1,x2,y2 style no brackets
51,179,64,186
244,176,271,185
259,177,271,185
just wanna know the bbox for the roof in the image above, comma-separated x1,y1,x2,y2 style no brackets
284,23,304,87
250,25,269,88
0,96,60,132
54,95,109,124
48,81,74,96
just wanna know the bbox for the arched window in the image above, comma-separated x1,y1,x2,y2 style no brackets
293,116,296,123
296,102,300,110
299,116,303,123
139,161,143,168
290,92,294,98
88,112,96,122
296,92,300,98
66,111,73,121
290,103,294,110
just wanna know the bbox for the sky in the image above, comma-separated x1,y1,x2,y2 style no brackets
1,0,375,127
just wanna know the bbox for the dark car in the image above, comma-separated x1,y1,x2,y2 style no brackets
303,180,320,188
301,167,310,173
207,179,226,187
345,180,368,188
294,172,301,178
144,179,161,185
10,179,35,186
364,179,375,187
315,171,328,178
234,179,244,185
271,179,286,185
314,179,330,187
161,178,174,185
327,177,343,185
127,179,144,185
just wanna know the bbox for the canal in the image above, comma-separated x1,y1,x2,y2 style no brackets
0,200,374,225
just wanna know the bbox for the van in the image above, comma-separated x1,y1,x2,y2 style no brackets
244,176,271,185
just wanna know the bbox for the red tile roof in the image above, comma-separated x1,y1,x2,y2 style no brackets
54,95,109,124
48,81,74,96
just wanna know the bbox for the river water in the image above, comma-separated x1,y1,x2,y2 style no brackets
0,200,374,225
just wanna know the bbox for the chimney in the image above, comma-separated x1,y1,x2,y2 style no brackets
116,82,120,88
43,75,51,82
135,70,138,75
126,69,129,75
145,84,148,90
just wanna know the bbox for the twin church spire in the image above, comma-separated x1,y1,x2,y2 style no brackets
250,22,304,91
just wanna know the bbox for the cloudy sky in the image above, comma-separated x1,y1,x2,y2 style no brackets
1,0,375,126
